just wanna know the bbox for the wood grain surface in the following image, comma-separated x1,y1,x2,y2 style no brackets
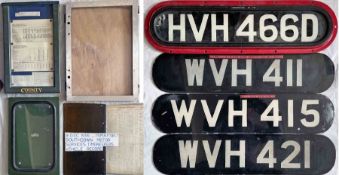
71,6,133,96
106,104,143,175
63,103,106,175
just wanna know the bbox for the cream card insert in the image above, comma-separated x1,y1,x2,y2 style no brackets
10,19,54,87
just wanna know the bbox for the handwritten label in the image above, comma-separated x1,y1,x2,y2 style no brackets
65,133,119,152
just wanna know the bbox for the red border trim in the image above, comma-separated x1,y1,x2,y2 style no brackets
145,0,338,54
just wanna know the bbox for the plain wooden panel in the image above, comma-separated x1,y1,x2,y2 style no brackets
63,103,106,175
71,6,133,96
106,104,143,174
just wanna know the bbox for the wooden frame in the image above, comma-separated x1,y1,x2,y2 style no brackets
66,0,139,102
2,1,60,94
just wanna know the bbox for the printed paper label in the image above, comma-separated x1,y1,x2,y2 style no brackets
15,11,41,17
11,72,54,87
65,133,119,152
10,19,54,87
11,19,53,43
11,43,53,72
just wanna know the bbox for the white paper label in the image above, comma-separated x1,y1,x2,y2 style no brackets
11,43,53,72
11,72,54,87
65,133,119,152
10,19,54,87
15,11,41,17
11,19,53,43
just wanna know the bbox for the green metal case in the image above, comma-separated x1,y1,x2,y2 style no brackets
3,2,60,94
8,97,59,175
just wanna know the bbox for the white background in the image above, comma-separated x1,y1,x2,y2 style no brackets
0,0,337,175
143,0,338,175
0,0,145,174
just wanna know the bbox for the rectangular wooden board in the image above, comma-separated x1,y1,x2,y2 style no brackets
63,103,106,175
71,6,133,96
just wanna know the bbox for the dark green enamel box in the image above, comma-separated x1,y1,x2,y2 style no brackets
8,97,59,175
3,1,59,94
